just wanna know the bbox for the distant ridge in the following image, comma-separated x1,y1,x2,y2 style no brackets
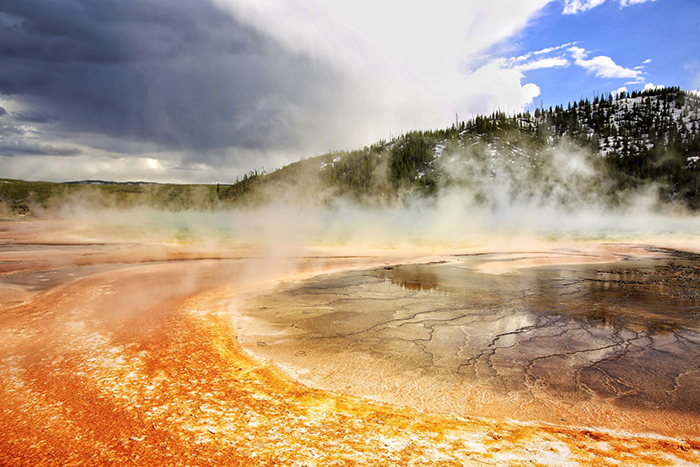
64,180,158,186
215,86,700,208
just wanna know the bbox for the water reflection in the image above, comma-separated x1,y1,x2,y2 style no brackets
242,248,700,432
377,265,440,292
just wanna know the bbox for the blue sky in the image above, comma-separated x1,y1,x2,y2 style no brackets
0,0,698,182
508,0,700,109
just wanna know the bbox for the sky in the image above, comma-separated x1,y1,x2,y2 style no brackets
0,0,698,183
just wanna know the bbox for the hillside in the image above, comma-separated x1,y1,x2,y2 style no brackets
218,87,700,209
2,87,699,214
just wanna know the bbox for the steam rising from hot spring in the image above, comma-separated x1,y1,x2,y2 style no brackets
38,142,700,251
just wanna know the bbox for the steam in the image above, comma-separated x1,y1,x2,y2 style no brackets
34,139,700,255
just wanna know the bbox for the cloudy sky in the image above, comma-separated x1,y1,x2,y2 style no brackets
1,0,698,183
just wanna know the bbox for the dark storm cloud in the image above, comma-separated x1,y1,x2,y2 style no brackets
0,140,81,156
0,0,345,158
0,125,30,136
12,109,56,123
0,105,6,116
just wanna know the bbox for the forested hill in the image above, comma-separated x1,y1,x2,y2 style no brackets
219,87,700,209
2,87,699,214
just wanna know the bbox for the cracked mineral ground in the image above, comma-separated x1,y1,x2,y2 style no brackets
2,220,700,466
240,246,700,438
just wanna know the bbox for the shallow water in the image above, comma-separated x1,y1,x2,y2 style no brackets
240,246,700,436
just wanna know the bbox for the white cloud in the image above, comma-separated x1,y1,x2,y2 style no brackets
563,0,606,14
568,46,644,82
457,60,542,116
643,83,664,91
515,42,577,62
563,0,657,14
612,86,628,96
532,42,578,55
514,57,570,71
620,0,657,6
215,0,554,134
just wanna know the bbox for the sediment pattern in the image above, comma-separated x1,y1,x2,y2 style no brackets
241,249,700,437
1,223,699,465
